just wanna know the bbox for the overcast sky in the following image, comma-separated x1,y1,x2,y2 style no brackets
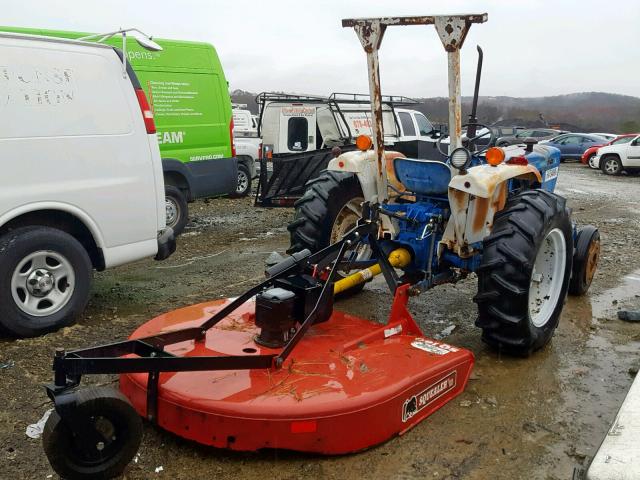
4,1,639,98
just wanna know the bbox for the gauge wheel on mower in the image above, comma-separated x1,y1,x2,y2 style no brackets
474,189,573,356
43,387,143,480
287,170,371,295
569,226,600,296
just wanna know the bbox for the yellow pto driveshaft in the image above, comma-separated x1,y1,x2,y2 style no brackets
333,248,412,295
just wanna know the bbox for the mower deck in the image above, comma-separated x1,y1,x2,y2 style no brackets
120,286,474,453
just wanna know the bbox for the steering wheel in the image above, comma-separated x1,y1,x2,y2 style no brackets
437,122,496,158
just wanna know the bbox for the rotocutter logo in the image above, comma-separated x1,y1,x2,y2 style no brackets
402,371,457,422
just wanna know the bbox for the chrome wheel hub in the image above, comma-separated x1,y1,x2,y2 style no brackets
11,251,75,317
237,171,249,193
166,199,178,226
604,159,619,174
26,269,55,297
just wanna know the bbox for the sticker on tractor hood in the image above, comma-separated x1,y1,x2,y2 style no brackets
411,338,459,355
402,371,457,422
544,166,559,182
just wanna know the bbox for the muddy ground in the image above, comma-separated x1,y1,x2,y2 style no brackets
1,163,639,479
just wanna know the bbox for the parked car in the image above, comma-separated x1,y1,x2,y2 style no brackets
496,128,564,146
591,133,617,142
0,31,175,337
581,134,638,169
464,126,524,148
593,134,640,175
2,26,239,236
540,133,609,161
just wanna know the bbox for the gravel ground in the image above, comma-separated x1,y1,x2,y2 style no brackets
1,163,639,479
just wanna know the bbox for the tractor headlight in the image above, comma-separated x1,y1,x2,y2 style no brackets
450,147,472,170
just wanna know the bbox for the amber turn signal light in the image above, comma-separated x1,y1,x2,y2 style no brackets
356,135,373,151
486,147,505,166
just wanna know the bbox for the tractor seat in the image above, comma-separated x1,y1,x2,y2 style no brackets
393,157,451,196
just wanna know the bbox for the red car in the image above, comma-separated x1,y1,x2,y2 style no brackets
581,134,639,169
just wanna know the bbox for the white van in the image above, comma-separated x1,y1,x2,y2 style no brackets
256,92,445,159
0,32,175,337
231,105,260,197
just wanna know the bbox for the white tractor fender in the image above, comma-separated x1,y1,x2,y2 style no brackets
440,163,542,258
448,163,541,199
327,149,399,236
328,150,379,202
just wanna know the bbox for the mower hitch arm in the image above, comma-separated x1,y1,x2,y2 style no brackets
48,222,375,391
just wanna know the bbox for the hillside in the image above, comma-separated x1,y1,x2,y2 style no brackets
231,90,640,133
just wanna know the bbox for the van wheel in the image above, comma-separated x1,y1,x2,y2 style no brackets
474,190,573,356
231,164,252,198
165,186,188,236
0,226,92,337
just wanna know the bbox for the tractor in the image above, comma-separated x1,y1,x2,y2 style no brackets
39,14,601,480
288,14,600,355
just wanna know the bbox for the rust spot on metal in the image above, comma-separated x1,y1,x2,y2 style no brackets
493,183,508,213
385,151,411,196
472,197,489,234
451,189,467,211
586,238,600,284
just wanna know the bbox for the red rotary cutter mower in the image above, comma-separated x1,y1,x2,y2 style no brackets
42,216,473,479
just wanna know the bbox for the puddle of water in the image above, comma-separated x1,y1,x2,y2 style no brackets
590,270,640,318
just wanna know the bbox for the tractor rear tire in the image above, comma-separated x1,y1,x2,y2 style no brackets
474,189,573,356
287,170,368,295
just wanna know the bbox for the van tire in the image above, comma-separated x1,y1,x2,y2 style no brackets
231,164,252,198
165,186,188,236
0,226,92,337
474,190,573,356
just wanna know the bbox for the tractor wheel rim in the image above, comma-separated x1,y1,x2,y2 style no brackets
330,197,372,274
236,171,249,194
604,159,618,173
11,251,75,317
528,228,566,328
588,155,598,169
166,198,179,227
585,237,600,285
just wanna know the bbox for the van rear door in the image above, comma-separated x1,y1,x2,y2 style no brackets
278,105,316,153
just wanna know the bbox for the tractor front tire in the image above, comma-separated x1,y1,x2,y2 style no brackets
287,170,369,295
474,189,573,356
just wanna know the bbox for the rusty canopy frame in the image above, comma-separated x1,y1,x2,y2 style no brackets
342,14,488,203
